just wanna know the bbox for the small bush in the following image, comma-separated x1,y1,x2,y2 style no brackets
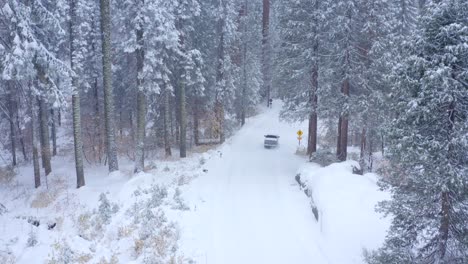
172,188,189,211
0,251,15,264
0,203,7,215
309,149,338,166
146,185,168,208
26,229,38,247
47,240,74,264
0,166,16,183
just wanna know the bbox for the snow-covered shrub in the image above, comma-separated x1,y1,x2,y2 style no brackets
140,223,181,264
0,250,15,264
96,254,118,264
309,149,338,166
172,188,189,211
75,212,93,240
117,225,135,239
47,240,74,264
0,239,16,264
199,156,206,165
97,193,119,226
176,175,190,186
26,229,37,247
47,241,92,264
0,203,7,215
0,165,16,183
98,193,112,225
31,191,56,208
145,185,168,208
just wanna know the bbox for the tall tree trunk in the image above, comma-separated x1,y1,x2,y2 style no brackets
240,1,247,126
438,190,450,259
38,98,52,176
262,0,271,104
193,101,199,146
164,84,172,157
336,116,342,158
368,136,373,172
307,65,318,156
16,112,27,161
29,88,41,188
179,79,187,158
94,76,103,162
437,101,456,259
381,133,385,156
177,16,187,158
100,0,119,172
134,24,146,173
216,0,226,143
51,109,57,156
338,78,350,161
360,128,366,160
7,84,17,166
70,0,85,188
58,110,61,126
359,127,367,172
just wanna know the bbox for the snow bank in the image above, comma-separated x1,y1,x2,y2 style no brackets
297,161,390,264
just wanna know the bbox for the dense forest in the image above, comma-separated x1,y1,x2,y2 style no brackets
0,0,466,263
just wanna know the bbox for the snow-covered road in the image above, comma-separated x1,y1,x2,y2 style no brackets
184,103,330,264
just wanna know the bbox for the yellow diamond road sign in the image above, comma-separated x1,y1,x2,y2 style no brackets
297,130,303,137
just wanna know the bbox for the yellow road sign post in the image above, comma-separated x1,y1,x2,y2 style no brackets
297,130,303,146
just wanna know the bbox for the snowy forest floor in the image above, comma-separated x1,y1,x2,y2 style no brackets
0,101,390,264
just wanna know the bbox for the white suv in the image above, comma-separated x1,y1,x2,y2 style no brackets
264,135,280,148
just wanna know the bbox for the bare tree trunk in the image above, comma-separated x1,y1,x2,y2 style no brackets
240,1,247,126
262,0,271,104
381,133,385,156
7,84,17,166
58,110,61,126
164,84,172,157
307,65,318,156
359,127,366,172
94,77,103,162
338,78,350,161
177,16,187,158
70,0,85,188
437,102,456,259
216,102,225,143
438,190,450,259
16,112,27,161
134,24,146,173
179,79,187,158
29,88,41,188
193,102,199,146
100,0,119,172
38,98,52,176
51,109,57,156
368,136,373,172
336,116,342,158
215,0,226,143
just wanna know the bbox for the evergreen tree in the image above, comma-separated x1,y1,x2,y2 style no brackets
368,1,468,263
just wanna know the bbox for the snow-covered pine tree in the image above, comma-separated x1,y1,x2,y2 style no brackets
236,0,262,126
174,0,203,158
2,0,70,177
214,0,240,143
277,0,327,156
352,0,394,172
367,1,468,263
